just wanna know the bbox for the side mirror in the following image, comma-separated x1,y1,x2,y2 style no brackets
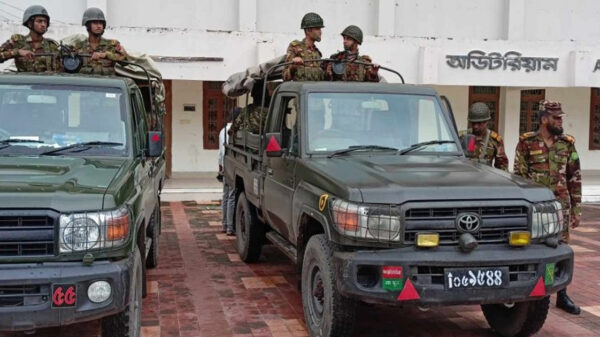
459,133,476,158
147,131,163,157
265,132,283,157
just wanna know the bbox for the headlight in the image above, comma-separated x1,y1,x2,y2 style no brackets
59,206,131,253
531,201,566,239
331,199,401,242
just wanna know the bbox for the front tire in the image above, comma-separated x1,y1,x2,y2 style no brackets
301,234,356,337
482,296,550,337
102,249,143,337
235,192,263,262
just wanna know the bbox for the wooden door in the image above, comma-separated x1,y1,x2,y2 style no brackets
202,82,236,150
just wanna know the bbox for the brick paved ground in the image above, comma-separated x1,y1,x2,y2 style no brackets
3,203,600,337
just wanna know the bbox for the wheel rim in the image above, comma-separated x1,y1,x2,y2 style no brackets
308,264,325,325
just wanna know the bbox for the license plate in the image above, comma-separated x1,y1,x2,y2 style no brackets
52,284,77,308
444,267,509,290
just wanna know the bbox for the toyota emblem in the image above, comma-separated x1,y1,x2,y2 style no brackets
456,213,481,233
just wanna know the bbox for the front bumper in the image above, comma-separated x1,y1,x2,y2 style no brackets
0,253,134,332
334,243,573,306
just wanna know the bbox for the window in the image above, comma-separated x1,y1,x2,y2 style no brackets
306,93,457,154
278,96,298,153
519,89,545,134
202,81,236,150
469,86,500,131
590,88,600,150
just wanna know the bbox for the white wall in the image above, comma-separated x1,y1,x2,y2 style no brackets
171,80,218,172
431,85,469,131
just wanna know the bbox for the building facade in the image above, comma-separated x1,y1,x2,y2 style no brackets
1,0,600,176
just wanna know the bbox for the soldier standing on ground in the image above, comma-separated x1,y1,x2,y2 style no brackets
459,102,509,171
0,5,60,72
326,25,379,82
513,100,582,315
72,7,127,75
282,12,325,81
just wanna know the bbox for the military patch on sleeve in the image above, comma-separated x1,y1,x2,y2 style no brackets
10,34,23,43
562,134,575,144
318,194,329,212
571,152,579,161
490,131,502,142
361,55,373,63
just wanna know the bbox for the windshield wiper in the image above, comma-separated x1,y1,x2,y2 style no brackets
0,138,44,150
39,141,123,156
328,145,398,158
398,140,456,155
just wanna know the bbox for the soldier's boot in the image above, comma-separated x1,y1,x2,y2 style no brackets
556,288,581,315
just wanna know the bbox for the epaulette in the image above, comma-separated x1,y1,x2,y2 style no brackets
490,130,502,142
561,134,575,144
45,37,59,46
10,34,24,42
289,40,302,47
360,55,373,63
519,131,537,141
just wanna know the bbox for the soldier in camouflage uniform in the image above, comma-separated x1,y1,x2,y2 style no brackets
283,13,325,81
231,82,278,135
513,100,582,315
458,102,508,171
0,5,60,72
326,25,379,82
71,8,127,75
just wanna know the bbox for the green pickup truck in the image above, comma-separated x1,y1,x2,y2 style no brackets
223,65,574,337
0,70,165,336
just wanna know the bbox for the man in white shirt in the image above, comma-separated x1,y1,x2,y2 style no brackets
219,108,240,235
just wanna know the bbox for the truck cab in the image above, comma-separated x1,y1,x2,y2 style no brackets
0,72,165,337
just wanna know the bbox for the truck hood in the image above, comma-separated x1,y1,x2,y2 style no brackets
303,155,554,204
0,156,128,211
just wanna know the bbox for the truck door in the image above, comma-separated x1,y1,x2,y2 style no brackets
131,90,155,227
263,94,299,239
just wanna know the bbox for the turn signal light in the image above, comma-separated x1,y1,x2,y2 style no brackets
509,231,531,247
416,233,439,248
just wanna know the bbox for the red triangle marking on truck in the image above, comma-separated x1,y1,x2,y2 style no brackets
397,279,420,301
266,135,281,152
529,277,546,297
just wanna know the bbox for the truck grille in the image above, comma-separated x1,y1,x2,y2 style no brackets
404,206,529,245
0,211,58,257
0,284,49,307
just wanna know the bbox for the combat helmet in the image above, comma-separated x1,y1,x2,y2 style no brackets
341,25,363,45
22,5,50,28
468,102,491,122
82,7,106,26
301,12,324,29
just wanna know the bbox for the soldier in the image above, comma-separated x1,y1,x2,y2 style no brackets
231,82,277,135
513,100,582,315
326,25,379,82
283,12,325,81
72,7,127,75
458,102,508,171
0,5,60,72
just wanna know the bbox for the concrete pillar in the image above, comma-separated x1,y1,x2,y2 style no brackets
500,87,522,170
377,0,395,36
239,0,257,32
505,0,525,40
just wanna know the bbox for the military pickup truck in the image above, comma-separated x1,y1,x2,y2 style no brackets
223,63,574,337
0,61,166,336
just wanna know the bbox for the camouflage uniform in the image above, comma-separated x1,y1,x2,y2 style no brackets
459,128,509,171
232,105,269,135
327,52,378,82
0,34,59,72
71,37,126,75
514,131,582,240
283,39,324,81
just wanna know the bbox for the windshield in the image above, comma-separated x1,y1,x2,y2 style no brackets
0,84,128,156
307,93,458,154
